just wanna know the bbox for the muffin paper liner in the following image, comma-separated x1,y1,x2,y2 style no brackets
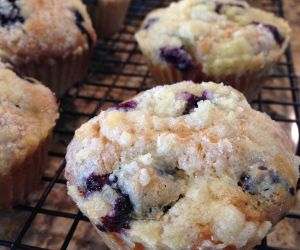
0,134,51,211
91,0,131,39
147,62,270,101
16,50,92,97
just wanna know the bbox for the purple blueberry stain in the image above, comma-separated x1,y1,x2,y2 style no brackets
114,100,137,112
0,0,24,28
269,169,280,184
258,165,268,171
72,9,93,48
85,173,110,195
238,166,295,198
155,167,177,177
238,173,255,195
84,173,134,233
143,17,159,30
251,21,285,46
180,91,208,115
160,47,196,72
215,2,245,14
289,187,295,196
100,194,133,232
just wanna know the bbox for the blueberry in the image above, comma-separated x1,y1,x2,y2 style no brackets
143,17,158,30
0,0,24,28
86,174,134,232
258,165,268,171
86,173,110,194
72,9,93,48
251,22,285,46
101,195,133,232
156,167,177,177
238,173,255,195
114,100,137,111
215,2,245,14
269,169,280,184
162,204,172,214
238,167,291,198
180,91,208,115
289,187,295,196
160,47,195,72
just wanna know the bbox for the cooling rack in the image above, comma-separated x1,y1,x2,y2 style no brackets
0,0,299,249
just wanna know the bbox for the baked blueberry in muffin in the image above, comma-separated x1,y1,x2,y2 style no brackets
135,0,291,100
65,81,299,249
0,0,24,27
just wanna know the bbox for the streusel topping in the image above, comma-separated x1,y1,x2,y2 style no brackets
135,0,290,77
66,81,299,249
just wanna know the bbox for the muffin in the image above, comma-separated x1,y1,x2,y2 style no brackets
65,81,299,249
0,61,59,211
135,0,291,100
0,0,96,97
84,0,131,39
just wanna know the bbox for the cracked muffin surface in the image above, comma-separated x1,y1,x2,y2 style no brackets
65,81,299,250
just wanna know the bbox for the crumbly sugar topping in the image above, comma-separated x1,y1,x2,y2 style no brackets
66,81,299,249
0,0,96,64
0,61,59,174
135,0,291,77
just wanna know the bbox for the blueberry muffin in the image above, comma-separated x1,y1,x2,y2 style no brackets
0,0,96,97
135,0,291,100
0,61,59,210
65,81,299,249
84,0,131,39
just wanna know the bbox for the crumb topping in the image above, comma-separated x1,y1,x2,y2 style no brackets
66,82,299,248
135,0,291,77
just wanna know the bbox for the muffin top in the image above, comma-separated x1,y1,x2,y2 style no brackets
0,61,59,175
66,81,299,249
0,0,96,64
135,0,291,77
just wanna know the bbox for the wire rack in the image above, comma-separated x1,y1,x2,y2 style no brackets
1,0,299,249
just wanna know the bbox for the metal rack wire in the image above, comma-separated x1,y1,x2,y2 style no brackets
0,0,299,249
